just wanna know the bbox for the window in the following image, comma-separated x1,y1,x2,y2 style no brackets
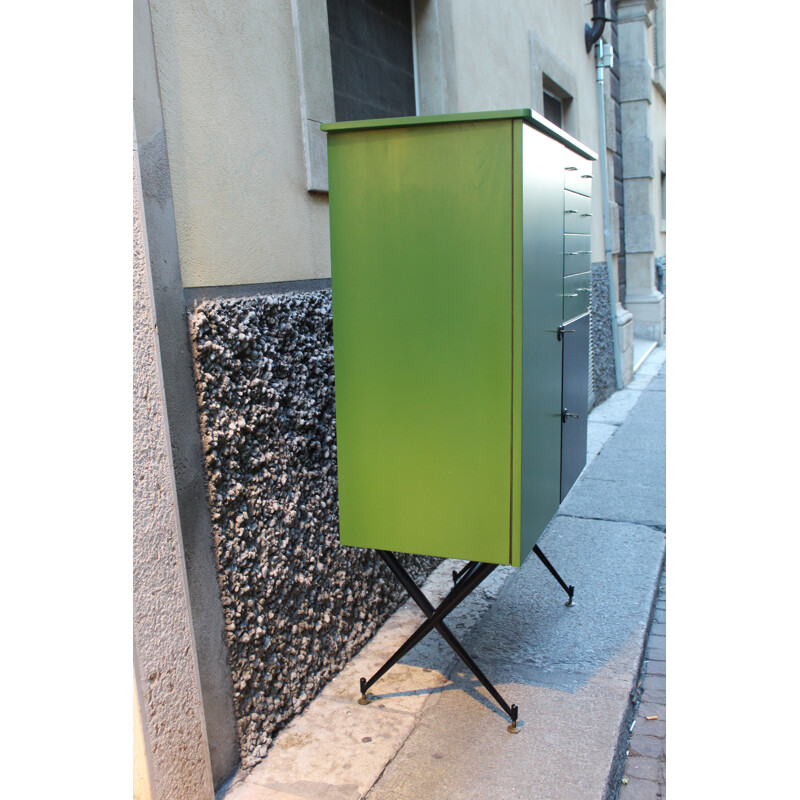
541,74,573,133
326,0,416,121
543,90,563,129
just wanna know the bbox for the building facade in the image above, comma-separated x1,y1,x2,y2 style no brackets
133,2,665,796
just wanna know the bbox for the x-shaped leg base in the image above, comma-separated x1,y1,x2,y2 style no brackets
359,551,520,732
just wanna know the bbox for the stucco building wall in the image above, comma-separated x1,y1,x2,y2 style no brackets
148,0,331,287
149,0,614,289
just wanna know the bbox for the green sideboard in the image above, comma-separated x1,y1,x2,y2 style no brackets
322,109,596,567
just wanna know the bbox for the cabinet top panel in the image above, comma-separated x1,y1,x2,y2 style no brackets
321,108,597,161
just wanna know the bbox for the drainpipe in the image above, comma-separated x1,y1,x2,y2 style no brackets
593,39,623,390
585,0,610,53
410,1,420,115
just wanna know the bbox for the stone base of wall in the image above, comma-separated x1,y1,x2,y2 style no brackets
188,290,440,768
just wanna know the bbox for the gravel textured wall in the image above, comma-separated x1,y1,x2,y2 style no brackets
591,263,617,408
188,290,440,768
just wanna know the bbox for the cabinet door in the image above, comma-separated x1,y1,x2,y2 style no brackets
560,312,589,502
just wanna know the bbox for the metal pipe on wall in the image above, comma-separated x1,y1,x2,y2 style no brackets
411,0,420,115
594,39,623,389
585,0,610,52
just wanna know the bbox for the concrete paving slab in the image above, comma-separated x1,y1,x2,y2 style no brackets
630,347,666,380
588,388,645,426
467,518,665,691
560,387,665,530
365,652,639,800
589,346,665,426
586,421,618,466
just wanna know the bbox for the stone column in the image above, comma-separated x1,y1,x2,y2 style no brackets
617,0,665,342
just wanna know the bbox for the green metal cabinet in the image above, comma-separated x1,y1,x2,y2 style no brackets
321,109,596,567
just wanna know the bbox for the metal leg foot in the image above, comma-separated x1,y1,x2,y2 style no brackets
533,545,576,606
507,704,520,734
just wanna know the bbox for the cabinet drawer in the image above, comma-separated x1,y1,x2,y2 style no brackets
563,271,591,321
564,162,593,196
564,190,592,234
564,233,591,276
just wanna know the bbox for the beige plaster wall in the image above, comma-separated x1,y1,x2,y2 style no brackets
150,0,606,286
149,0,330,288
442,0,604,257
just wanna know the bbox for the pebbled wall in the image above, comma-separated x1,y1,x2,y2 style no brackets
188,290,440,767
591,263,617,408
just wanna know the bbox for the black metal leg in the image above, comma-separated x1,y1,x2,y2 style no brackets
452,560,477,585
359,551,519,731
533,544,575,606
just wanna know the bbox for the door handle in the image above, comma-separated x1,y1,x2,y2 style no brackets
557,325,574,341
562,408,579,423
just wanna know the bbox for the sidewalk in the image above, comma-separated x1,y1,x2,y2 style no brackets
225,346,666,800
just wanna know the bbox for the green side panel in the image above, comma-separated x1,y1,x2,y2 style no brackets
328,120,514,564
510,121,524,566
518,122,566,564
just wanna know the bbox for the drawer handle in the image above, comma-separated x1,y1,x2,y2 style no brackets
563,293,579,298
566,250,591,255
581,212,592,217
581,174,592,179
565,209,579,214
565,166,578,171
577,288,591,293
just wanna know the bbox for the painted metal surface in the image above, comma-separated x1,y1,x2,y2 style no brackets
326,111,595,566
518,123,565,565
564,155,593,196
322,108,597,161
563,248,591,277
328,120,514,564
560,313,590,501
563,271,591,320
